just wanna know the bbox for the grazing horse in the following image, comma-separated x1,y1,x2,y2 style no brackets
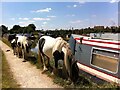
38,36,76,80
16,35,32,61
11,38,18,55
8,34,16,42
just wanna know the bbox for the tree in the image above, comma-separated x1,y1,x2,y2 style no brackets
28,24,36,31
1,25,8,37
10,25,21,33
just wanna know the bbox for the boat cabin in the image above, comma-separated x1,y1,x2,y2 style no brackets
69,34,120,85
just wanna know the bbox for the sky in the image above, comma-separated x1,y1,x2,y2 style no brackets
1,0,119,30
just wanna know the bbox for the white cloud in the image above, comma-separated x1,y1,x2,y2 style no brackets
110,0,119,3
67,2,84,8
73,4,77,7
33,8,52,13
70,20,82,24
19,18,29,20
18,20,35,26
43,22,47,25
67,4,78,8
47,16,56,18
33,18,50,21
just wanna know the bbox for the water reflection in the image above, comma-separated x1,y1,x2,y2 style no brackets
31,43,38,53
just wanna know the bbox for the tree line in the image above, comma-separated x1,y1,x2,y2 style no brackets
1,24,36,37
1,24,120,38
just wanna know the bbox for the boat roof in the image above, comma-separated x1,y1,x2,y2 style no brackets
72,34,120,50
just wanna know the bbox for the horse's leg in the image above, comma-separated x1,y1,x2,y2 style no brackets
17,47,20,58
38,38,48,72
16,46,19,56
41,54,48,72
13,47,15,55
45,55,51,68
38,49,43,65
22,49,26,62
55,58,58,69
52,50,61,75
15,47,17,55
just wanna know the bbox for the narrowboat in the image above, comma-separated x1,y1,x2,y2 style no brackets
69,34,120,85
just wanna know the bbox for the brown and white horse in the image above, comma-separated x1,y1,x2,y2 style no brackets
38,36,79,81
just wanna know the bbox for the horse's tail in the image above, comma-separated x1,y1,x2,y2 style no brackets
38,38,45,65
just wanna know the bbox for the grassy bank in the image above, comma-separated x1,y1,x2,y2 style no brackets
1,37,119,88
2,51,20,88
2,38,11,48
29,49,119,88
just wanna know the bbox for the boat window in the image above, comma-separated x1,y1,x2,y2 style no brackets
91,48,119,73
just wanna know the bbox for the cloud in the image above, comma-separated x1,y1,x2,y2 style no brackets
33,18,50,21
70,20,82,24
47,16,56,18
32,8,52,13
110,0,119,3
43,22,47,25
19,20,35,26
19,18,29,20
73,4,77,7
67,4,78,8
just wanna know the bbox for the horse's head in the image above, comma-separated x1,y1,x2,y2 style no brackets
24,36,33,53
63,41,73,58
62,42,79,82
25,40,33,53
62,41,73,78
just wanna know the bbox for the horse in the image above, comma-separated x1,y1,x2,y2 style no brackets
16,35,32,61
38,36,79,82
8,34,16,42
11,38,18,55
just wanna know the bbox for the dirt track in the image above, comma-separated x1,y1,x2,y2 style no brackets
0,40,62,88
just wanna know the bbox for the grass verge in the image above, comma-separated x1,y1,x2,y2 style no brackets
2,38,12,48
2,51,20,88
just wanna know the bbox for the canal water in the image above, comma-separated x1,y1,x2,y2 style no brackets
31,43,38,53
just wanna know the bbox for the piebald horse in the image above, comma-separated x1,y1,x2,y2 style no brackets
11,35,32,61
38,36,73,78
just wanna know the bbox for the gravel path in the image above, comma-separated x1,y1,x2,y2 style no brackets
0,41,62,88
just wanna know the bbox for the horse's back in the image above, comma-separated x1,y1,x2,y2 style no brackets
17,36,28,44
16,36,28,49
39,36,57,58
39,36,56,50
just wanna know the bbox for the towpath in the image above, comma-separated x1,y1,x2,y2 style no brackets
0,40,62,88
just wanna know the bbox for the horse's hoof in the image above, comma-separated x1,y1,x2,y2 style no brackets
66,80,71,85
41,70,47,74
51,72,54,75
